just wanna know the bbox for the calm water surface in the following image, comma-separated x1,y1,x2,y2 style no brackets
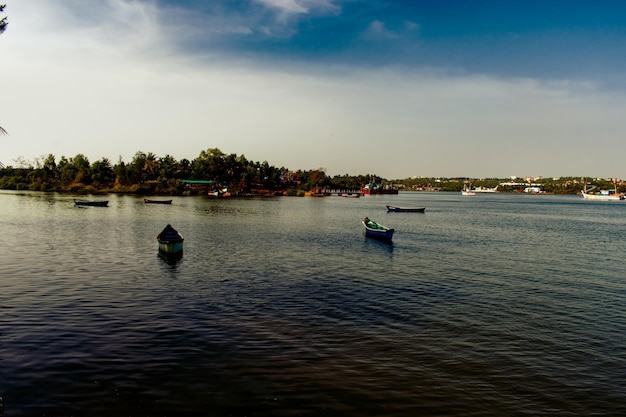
1,190,625,416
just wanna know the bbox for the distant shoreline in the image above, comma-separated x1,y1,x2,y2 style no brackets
1,150,623,197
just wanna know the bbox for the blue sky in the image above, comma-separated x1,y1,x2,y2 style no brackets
3,0,626,178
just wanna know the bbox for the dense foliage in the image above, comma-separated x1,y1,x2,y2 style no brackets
0,148,390,195
1,148,622,196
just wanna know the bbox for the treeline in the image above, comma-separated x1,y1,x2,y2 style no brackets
1,147,621,195
0,148,384,195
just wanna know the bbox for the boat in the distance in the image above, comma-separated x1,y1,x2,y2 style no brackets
361,183,399,195
472,185,498,193
581,185,624,201
144,198,173,204
157,224,184,254
362,217,394,240
386,205,425,213
74,199,108,207
461,182,476,195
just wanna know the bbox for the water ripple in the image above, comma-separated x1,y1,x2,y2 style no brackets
1,192,625,416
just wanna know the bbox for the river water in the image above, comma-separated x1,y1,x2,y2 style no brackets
1,190,625,416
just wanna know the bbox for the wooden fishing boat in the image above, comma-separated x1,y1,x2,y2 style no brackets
74,199,108,207
362,217,394,240
386,205,425,213
144,198,173,204
157,224,184,254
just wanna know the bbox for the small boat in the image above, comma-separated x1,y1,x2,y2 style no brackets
386,205,425,213
157,224,184,254
208,187,230,197
461,189,476,196
74,199,108,207
362,217,394,240
144,199,172,204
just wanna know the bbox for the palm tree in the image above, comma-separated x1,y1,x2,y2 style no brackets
0,4,7,34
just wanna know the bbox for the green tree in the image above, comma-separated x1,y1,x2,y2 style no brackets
223,153,242,186
143,152,158,180
178,158,192,179
191,148,226,181
114,156,130,186
305,168,327,190
127,152,142,182
57,156,76,185
126,151,158,182
42,154,58,181
91,158,115,186
71,154,91,184
157,154,180,181
330,174,361,191
239,161,259,190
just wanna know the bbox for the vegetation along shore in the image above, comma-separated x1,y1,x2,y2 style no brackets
0,148,623,196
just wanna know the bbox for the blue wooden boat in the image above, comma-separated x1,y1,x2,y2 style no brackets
157,224,184,254
362,217,394,240
386,205,425,213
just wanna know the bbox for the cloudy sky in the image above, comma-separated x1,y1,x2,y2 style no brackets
3,0,626,178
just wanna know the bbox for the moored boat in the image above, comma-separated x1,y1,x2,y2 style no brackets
386,205,425,213
362,217,394,240
581,185,624,201
74,199,108,207
461,183,476,195
144,198,173,204
157,224,184,254
208,187,231,197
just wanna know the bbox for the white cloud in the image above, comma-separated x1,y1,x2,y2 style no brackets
254,0,341,15
6,0,173,65
252,0,342,29
362,20,398,40
254,0,309,14
3,0,626,178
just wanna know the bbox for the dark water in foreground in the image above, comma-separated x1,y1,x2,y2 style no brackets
1,190,625,416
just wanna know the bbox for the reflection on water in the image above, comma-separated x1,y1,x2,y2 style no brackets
1,190,625,416
362,235,394,253
158,251,184,267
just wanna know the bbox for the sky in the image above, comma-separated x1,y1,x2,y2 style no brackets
2,0,626,179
